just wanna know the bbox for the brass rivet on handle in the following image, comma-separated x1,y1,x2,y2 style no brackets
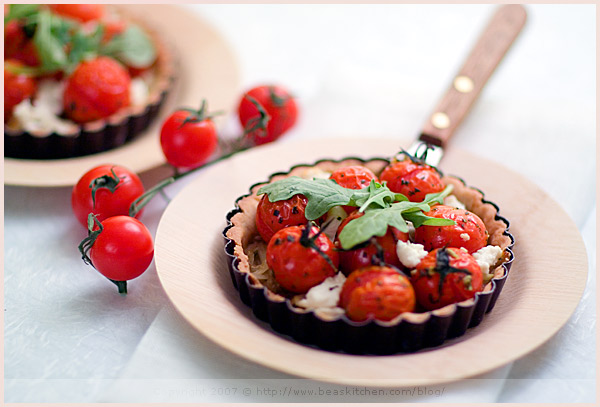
431,112,450,129
454,75,474,93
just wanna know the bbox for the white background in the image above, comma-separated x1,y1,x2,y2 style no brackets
4,4,596,403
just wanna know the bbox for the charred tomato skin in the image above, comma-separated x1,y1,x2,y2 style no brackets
411,247,483,311
266,225,338,294
329,165,379,190
413,204,488,253
335,210,409,275
339,265,416,322
380,160,444,202
329,165,379,214
256,194,311,243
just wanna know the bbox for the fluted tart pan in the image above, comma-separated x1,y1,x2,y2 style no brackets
223,157,515,354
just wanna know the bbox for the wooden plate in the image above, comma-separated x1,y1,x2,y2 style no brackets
4,5,240,187
154,138,588,386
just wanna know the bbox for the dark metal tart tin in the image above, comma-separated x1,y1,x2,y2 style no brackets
223,157,515,355
4,21,176,160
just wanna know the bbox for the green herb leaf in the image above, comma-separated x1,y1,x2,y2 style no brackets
4,4,39,24
65,24,103,73
32,10,69,73
101,24,157,68
353,180,407,212
337,186,455,249
257,177,356,220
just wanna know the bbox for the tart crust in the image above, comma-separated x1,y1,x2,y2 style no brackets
4,9,176,160
224,158,515,353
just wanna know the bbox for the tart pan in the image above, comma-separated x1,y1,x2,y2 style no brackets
4,8,176,160
223,157,515,354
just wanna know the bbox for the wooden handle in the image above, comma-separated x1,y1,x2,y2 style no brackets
420,4,527,147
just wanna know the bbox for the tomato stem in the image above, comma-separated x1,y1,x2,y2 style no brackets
242,95,270,138
78,213,103,266
110,279,128,294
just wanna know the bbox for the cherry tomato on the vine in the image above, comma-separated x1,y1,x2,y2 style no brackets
413,205,488,253
71,164,145,227
4,63,37,122
238,85,298,146
411,247,483,310
266,224,338,293
380,159,444,202
160,101,219,169
339,265,416,322
86,215,154,288
63,56,131,123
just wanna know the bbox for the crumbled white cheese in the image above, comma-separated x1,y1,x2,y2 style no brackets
472,245,503,274
130,77,149,106
396,240,428,269
296,272,346,310
444,194,466,209
321,206,348,242
13,79,79,135
460,233,471,241
14,100,77,136
299,167,331,180
36,80,65,115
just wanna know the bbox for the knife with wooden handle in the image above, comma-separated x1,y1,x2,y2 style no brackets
406,4,527,167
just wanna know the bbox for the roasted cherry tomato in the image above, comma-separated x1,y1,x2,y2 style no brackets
266,225,338,293
101,19,127,43
380,159,444,202
49,4,105,22
413,204,488,253
63,56,131,123
335,210,408,275
160,102,219,169
87,215,154,285
329,165,379,214
256,194,312,243
339,265,415,322
4,21,40,66
330,165,379,189
71,164,145,227
411,247,483,310
4,63,37,122
238,85,298,146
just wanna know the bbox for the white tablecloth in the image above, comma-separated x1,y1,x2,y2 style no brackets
4,4,595,403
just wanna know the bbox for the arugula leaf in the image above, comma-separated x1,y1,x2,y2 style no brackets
257,175,456,249
258,177,356,220
337,186,455,249
66,25,103,73
33,11,69,74
353,180,407,212
101,24,157,68
4,4,39,24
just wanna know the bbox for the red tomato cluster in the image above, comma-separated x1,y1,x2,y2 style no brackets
256,162,491,322
3,4,157,124
72,84,299,293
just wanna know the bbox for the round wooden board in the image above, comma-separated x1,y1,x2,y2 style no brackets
154,138,588,387
4,5,240,187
